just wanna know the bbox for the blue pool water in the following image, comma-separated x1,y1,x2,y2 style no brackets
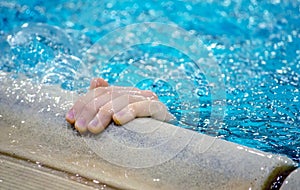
0,0,299,162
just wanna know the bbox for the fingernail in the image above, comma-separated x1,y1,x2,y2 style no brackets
66,109,75,120
89,118,98,128
76,118,86,129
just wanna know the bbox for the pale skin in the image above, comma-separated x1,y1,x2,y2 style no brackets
65,78,175,134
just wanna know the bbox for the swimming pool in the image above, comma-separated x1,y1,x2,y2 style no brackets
0,0,299,166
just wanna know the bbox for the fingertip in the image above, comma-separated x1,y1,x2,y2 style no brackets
88,125,105,134
75,118,87,133
75,126,87,134
112,115,122,126
90,78,109,90
87,118,105,134
66,117,74,124
66,109,75,124
113,108,135,126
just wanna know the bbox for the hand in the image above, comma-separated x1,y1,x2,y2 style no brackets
65,78,175,134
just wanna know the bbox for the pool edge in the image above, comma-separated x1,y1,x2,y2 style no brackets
0,77,298,190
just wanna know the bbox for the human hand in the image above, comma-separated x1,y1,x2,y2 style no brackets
65,78,175,134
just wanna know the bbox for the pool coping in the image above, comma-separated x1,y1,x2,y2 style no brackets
0,76,298,189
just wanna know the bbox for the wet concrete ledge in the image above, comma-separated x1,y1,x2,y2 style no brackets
0,76,298,190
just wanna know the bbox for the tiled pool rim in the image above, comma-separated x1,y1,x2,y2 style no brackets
0,76,298,190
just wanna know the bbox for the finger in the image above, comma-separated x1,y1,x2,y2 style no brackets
66,87,140,123
73,92,121,133
66,87,157,124
73,89,156,125
87,95,148,134
74,92,135,133
89,78,109,90
112,100,175,126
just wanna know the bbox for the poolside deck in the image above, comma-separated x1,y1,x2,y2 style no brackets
0,154,112,190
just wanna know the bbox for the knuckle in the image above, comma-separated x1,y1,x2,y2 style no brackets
128,103,136,112
143,90,158,99
94,86,109,95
